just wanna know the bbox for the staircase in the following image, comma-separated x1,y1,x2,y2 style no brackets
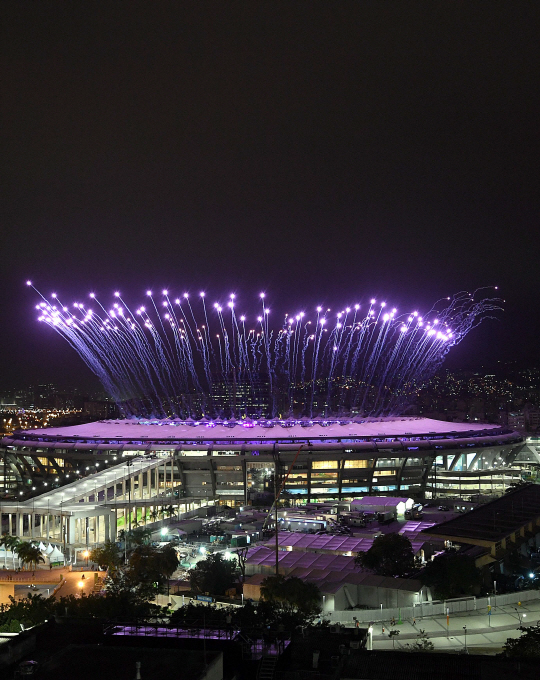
257,656,278,680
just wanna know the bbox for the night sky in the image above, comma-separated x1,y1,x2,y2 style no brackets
1,2,539,390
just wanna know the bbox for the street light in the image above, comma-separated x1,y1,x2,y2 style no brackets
272,443,309,576
83,550,90,568
78,580,85,598
463,626,467,653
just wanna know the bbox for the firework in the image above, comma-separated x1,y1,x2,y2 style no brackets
28,282,501,419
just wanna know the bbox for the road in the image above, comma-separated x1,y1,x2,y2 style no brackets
53,569,100,599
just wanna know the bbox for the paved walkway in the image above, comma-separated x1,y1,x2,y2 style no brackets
362,599,540,652
0,566,66,584
53,570,100,599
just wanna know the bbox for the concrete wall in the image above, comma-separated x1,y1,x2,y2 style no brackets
202,652,223,680
0,583,15,606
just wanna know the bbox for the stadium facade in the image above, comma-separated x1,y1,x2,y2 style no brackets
0,417,525,504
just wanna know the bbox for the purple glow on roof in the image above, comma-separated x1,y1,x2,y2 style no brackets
18,416,507,441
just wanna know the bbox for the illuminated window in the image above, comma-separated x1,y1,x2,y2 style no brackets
312,460,338,469
311,472,338,480
344,459,373,469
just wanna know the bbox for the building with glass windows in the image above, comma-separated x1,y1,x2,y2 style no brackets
0,417,524,504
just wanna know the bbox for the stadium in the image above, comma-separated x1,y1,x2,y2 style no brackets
1,416,525,504
0,286,526,555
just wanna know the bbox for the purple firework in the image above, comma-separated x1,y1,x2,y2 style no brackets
28,282,502,419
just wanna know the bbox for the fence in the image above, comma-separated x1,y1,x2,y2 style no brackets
326,588,539,624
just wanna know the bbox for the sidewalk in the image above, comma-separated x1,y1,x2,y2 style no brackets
53,570,100,599
0,566,67,584
364,599,540,651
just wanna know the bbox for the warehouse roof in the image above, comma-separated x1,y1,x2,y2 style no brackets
421,484,540,545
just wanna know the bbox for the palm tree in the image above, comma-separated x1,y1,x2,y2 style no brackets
0,534,21,569
129,526,152,546
149,509,160,523
164,505,175,519
16,542,44,571
26,544,45,571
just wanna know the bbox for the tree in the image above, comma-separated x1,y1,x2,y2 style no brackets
190,552,237,598
260,575,321,619
127,543,179,595
0,593,54,632
16,542,44,571
356,533,415,577
504,623,540,657
90,540,122,572
405,629,434,652
103,542,178,600
234,547,249,582
1,534,21,568
118,526,152,550
419,551,481,600
164,505,175,519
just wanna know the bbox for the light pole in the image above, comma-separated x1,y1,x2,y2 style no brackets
78,580,85,598
380,603,384,634
124,459,133,565
83,549,89,569
463,625,467,653
272,443,307,576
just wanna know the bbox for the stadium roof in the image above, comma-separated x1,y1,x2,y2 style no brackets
8,416,513,443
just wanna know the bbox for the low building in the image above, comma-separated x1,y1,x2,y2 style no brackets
421,483,540,570
243,571,430,610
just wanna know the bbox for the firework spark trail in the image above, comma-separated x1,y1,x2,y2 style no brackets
29,282,502,419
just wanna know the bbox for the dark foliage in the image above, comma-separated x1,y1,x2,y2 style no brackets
356,533,415,577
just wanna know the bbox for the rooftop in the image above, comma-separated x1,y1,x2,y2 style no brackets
351,496,411,507
6,416,513,443
421,484,540,545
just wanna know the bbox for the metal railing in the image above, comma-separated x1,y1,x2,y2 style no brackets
325,588,539,624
